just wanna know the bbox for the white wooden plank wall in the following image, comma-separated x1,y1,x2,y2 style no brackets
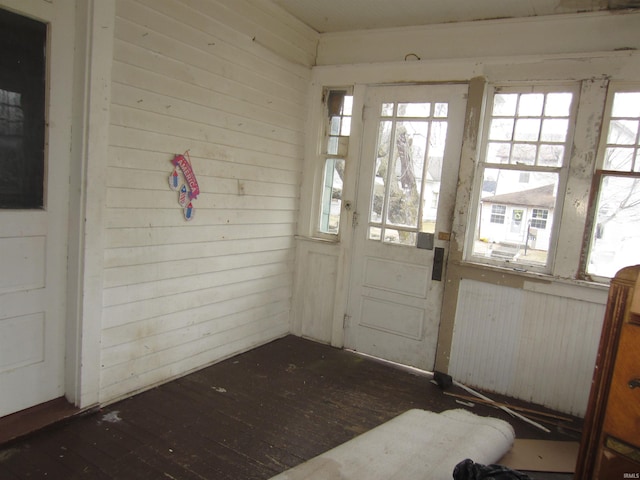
100,0,313,403
449,279,606,416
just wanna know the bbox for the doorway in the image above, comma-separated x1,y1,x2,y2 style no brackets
344,84,467,370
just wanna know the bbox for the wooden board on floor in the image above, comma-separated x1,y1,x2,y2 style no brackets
499,439,579,473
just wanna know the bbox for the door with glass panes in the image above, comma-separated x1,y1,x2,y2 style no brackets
0,6,70,417
345,84,467,370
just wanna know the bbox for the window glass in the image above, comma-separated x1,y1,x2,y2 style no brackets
0,8,46,209
586,87,640,278
367,100,450,246
468,86,575,271
319,159,345,235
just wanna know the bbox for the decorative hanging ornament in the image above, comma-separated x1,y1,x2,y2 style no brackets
178,184,188,207
168,150,199,221
169,167,180,191
184,202,195,221
171,153,200,200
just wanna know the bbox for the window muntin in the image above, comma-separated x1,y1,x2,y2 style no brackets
468,85,576,272
486,91,572,167
368,101,449,246
586,86,640,279
318,89,353,236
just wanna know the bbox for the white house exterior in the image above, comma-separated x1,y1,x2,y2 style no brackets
478,183,555,252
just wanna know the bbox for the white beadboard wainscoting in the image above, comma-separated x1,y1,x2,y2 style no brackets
449,278,607,416
291,239,342,345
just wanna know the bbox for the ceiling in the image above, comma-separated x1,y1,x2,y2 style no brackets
270,0,640,33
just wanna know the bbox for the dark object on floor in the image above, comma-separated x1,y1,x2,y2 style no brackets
433,370,453,389
453,458,533,480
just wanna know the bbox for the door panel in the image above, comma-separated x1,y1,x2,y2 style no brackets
0,214,67,417
345,84,467,370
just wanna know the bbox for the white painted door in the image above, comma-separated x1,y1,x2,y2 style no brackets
345,84,467,370
0,3,72,417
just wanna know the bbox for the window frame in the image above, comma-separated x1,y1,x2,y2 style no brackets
581,82,640,282
465,82,580,274
313,86,354,240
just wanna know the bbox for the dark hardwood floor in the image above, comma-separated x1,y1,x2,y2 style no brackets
0,335,581,479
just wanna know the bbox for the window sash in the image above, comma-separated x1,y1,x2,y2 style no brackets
317,88,353,237
582,84,640,280
466,84,577,273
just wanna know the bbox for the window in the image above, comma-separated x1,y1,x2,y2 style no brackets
585,85,640,279
0,8,46,209
490,205,506,224
468,84,577,271
518,172,530,183
318,89,353,235
530,209,548,229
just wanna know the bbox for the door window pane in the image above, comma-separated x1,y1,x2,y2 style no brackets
368,101,450,246
0,8,46,209
421,121,447,234
386,120,428,228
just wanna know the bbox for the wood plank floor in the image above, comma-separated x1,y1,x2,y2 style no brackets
0,335,581,479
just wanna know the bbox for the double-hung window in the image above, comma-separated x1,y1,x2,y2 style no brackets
317,88,353,236
585,84,640,280
467,84,578,272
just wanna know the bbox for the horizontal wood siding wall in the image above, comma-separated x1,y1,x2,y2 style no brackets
449,279,606,416
100,0,313,403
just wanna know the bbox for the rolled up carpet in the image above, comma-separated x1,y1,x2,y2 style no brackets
269,409,516,480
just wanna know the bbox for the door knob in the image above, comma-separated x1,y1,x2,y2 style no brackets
629,378,640,389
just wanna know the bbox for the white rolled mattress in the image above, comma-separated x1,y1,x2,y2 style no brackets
269,409,515,480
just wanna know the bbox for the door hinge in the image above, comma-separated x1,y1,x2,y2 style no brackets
352,211,359,227
343,314,351,328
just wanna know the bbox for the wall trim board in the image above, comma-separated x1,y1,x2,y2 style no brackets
316,10,640,66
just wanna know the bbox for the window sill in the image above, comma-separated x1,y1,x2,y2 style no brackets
295,234,340,245
451,259,610,303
